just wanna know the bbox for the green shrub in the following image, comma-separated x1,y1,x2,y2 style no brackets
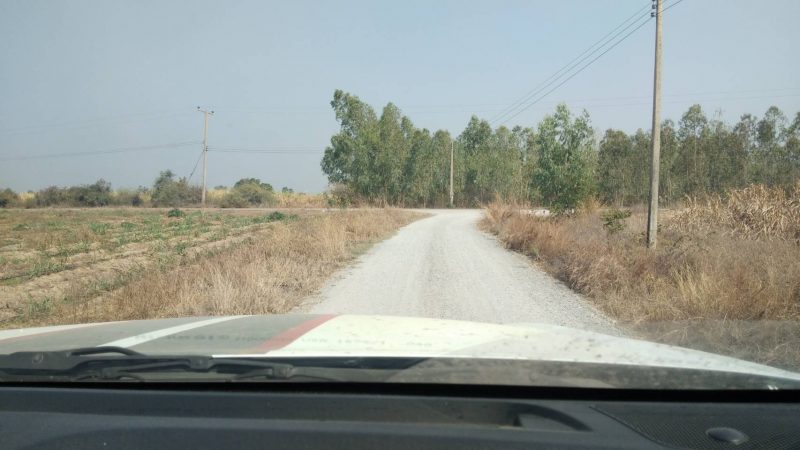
68,179,112,206
167,208,185,218
151,170,201,207
601,207,632,234
266,211,286,221
175,242,189,255
227,178,276,206
220,190,249,208
35,186,70,207
89,222,109,235
325,183,354,208
0,188,19,208
32,180,112,207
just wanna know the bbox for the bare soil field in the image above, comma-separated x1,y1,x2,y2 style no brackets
0,208,422,328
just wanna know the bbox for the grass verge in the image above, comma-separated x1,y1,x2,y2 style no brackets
481,184,800,370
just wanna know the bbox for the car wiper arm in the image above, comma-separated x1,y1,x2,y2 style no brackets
67,346,145,357
0,348,354,382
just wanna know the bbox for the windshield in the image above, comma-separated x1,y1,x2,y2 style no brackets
0,0,798,390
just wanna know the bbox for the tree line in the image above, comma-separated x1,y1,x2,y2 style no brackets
0,171,281,208
599,105,800,205
321,90,800,210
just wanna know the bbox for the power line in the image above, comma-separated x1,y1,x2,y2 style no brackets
187,149,205,183
210,149,320,154
499,15,654,125
404,92,800,115
0,141,200,162
489,2,652,124
208,145,320,153
492,0,690,126
0,109,191,135
217,85,798,115
663,0,687,12
209,145,319,151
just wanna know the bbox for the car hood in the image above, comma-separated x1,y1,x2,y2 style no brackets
1,314,798,382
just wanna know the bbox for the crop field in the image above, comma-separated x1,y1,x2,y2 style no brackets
0,208,421,328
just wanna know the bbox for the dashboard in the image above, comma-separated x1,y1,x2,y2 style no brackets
1,383,799,449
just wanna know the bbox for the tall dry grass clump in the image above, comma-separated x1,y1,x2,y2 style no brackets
28,209,421,325
274,191,327,208
670,182,800,240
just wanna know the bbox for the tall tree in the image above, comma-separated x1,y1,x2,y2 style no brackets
597,129,632,205
533,104,596,212
676,104,709,196
321,90,380,200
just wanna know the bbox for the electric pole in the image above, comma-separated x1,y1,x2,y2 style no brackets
449,140,454,207
197,106,214,207
646,0,662,248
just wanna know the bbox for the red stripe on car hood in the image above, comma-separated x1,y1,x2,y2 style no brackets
247,314,337,354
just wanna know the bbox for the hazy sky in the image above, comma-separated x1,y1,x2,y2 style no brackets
1,0,798,193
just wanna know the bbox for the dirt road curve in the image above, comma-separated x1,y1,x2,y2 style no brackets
299,209,619,335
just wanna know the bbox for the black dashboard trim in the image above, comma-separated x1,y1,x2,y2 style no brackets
2,381,799,403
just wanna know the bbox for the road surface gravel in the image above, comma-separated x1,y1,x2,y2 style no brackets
298,209,619,335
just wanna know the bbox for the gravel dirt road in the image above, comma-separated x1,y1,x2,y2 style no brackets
298,209,619,335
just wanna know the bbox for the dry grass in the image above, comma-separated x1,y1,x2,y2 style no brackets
206,188,326,208
670,182,800,240
482,186,800,369
3,209,421,328
274,191,327,208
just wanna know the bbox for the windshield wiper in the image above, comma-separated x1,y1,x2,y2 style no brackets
0,347,350,382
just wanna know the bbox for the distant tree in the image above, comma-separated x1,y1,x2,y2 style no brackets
458,116,493,205
597,127,649,206
219,190,249,208
0,188,18,208
222,178,275,207
532,104,595,212
68,179,112,207
784,112,800,185
151,170,201,207
755,106,791,186
281,186,294,193
598,129,633,205
675,104,710,195
35,186,69,207
234,178,273,191
374,103,409,204
658,119,680,203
